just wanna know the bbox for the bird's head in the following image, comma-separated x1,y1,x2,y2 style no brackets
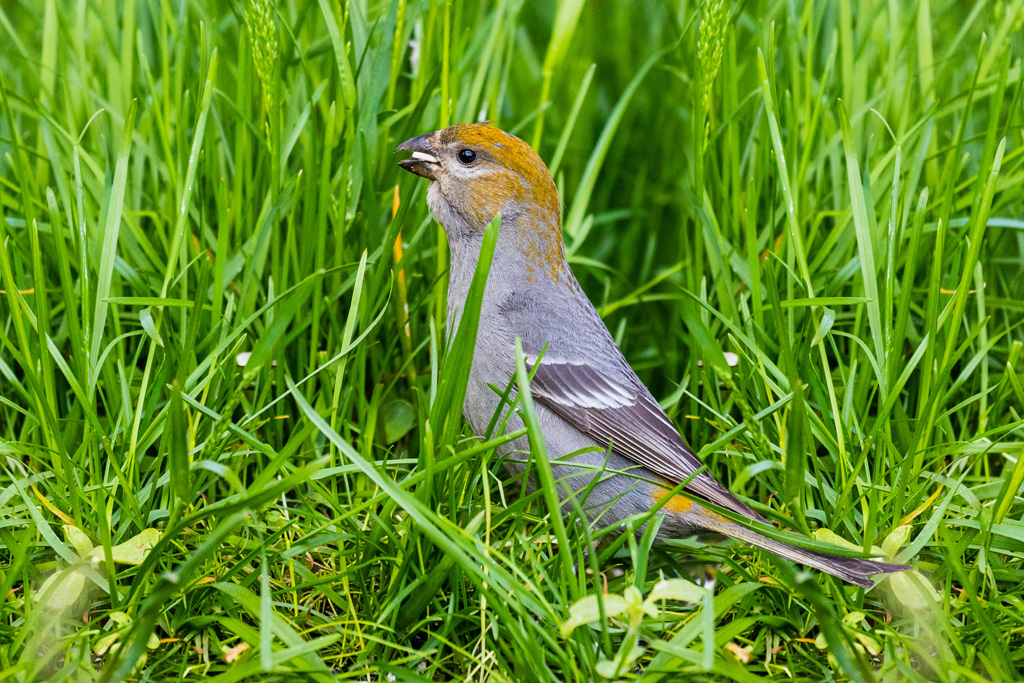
397,124,564,280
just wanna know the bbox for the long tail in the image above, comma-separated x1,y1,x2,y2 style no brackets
705,518,909,588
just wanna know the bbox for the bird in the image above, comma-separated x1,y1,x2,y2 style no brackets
396,123,909,588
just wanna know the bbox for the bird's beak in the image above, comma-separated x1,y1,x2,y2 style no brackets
396,132,441,180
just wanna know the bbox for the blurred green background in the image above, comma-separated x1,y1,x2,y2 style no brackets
1,0,1023,680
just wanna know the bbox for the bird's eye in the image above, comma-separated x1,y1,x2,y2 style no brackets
457,149,477,164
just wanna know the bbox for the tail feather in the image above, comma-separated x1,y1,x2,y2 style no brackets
708,519,909,588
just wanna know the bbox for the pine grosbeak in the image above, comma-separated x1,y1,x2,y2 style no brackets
397,123,907,587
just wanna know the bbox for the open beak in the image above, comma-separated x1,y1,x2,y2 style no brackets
396,132,441,180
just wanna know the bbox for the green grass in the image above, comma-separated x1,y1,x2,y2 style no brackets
1,0,1023,680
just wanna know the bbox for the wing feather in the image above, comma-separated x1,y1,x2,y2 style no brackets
526,356,765,522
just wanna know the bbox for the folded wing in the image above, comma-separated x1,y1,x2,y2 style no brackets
525,354,766,523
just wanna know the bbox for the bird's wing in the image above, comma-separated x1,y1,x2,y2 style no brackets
524,353,764,521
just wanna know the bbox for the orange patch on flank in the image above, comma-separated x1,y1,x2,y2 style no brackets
654,488,694,514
